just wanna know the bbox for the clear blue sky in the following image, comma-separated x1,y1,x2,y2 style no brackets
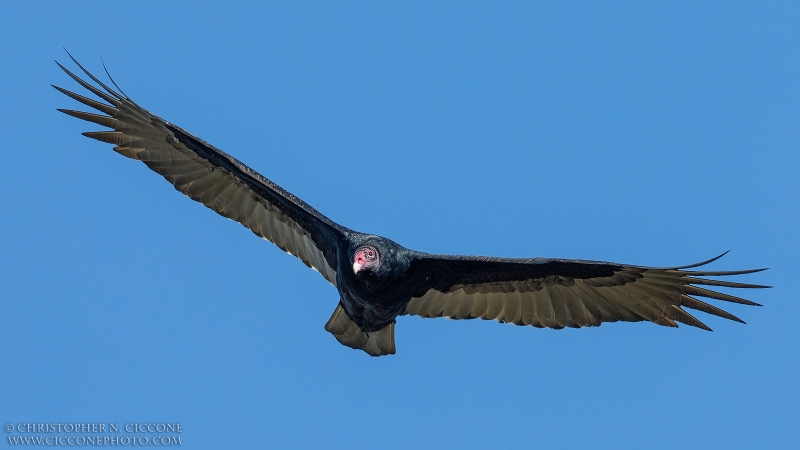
1,2,797,448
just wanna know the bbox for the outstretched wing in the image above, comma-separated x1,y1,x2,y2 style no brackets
406,252,767,330
54,55,347,285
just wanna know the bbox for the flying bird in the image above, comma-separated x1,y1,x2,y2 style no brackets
55,54,768,356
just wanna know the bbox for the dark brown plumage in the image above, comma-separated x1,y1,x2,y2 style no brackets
55,53,768,357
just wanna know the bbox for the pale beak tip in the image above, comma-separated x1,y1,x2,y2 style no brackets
353,262,362,274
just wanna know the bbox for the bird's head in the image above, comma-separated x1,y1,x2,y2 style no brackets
349,236,410,284
352,245,380,275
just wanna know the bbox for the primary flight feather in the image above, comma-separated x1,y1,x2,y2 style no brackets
55,54,768,356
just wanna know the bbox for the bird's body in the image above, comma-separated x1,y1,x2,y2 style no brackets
337,234,414,331
55,54,768,356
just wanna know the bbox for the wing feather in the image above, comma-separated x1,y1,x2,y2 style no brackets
548,287,569,329
53,86,118,116
499,291,521,324
483,292,504,321
679,295,745,323
469,293,489,320
534,286,555,328
518,290,536,325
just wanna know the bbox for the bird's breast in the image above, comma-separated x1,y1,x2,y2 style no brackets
336,279,410,332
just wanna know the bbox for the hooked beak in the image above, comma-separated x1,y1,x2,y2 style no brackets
353,262,362,274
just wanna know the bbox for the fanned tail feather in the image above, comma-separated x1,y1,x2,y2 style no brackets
325,305,396,356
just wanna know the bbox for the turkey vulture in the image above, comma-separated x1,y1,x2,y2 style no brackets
55,54,768,356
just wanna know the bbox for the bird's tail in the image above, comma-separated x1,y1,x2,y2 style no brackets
324,304,396,356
